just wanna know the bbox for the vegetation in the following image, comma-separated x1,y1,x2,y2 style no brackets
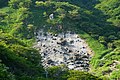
0,0,120,80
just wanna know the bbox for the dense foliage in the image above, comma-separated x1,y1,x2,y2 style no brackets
96,0,120,27
0,0,120,80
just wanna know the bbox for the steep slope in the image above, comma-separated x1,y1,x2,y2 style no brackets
0,0,120,80
0,0,102,80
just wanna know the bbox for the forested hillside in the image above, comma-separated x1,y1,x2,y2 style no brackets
0,0,120,80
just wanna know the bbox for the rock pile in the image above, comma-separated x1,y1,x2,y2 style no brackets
33,29,92,71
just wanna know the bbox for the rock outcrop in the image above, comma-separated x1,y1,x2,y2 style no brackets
33,29,92,71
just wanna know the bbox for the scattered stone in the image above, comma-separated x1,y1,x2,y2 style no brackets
33,30,92,71
61,40,67,46
70,40,74,44
68,65,75,69
47,60,54,64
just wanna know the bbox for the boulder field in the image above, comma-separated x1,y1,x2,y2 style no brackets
33,30,93,71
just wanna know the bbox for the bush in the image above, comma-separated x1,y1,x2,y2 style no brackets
0,62,15,80
66,70,102,80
